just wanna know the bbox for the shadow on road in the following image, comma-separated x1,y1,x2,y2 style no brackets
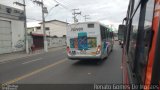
72,59,107,66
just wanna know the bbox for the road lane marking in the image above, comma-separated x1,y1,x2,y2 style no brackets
0,56,38,65
3,58,67,85
22,58,43,64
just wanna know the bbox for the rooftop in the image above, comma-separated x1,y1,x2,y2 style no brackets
39,20,69,24
27,22,41,28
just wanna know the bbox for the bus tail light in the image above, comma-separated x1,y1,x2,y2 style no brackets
66,46,70,53
96,45,101,54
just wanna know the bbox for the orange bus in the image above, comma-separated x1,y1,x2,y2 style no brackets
121,0,160,89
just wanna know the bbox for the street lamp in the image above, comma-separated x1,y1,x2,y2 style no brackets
43,4,59,52
45,4,59,18
31,0,59,52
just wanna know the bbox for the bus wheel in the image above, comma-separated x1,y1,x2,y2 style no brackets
96,59,103,64
111,46,113,52
121,44,123,48
106,48,109,57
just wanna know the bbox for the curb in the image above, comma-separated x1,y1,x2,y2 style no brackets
0,47,65,63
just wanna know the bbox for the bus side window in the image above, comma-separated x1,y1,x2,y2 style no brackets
128,0,154,84
109,32,112,40
111,32,114,39
141,28,153,67
127,0,142,84
105,28,108,40
100,26,106,40
128,4,141,71
138,0,154,84
106,29,109,40
159,68,160,88
144,28,153,48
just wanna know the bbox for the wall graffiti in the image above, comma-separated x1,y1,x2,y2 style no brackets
14,40,25,48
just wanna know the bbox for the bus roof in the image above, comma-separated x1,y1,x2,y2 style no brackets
69,22,108,27
69,21,113,32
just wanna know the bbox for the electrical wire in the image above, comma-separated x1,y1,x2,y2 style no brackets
27,17,41,21
52,0,72,12
30,0,88,23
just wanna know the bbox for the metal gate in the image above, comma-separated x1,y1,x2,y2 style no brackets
0,20,12,54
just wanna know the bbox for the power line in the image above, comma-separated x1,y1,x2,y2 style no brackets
52,0,88,23
53,0,72,12
45,4,59,18
27,17,41,21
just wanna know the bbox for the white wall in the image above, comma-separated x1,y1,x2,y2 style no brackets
32,21,67,37
47,37,66,48
45,22,67,37
0,17,25,52
12,20,25,52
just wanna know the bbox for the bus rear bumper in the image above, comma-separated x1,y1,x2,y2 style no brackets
67,56,102,60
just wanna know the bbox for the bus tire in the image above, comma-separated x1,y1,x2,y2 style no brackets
106,48,109,57
121,44,123,48
111,46,113,52
95,58,103,64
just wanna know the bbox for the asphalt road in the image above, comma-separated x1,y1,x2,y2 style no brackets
0,41,122,89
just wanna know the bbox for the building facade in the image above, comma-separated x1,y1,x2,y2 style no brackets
28,20,68,37
0,4,25,54
27,20,68,50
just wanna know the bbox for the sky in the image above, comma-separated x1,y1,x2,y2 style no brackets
0,0,129,30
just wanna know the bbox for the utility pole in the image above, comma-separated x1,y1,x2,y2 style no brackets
45,4,59,18
32,0,48,52
14,0,29,54
83,15,90,22
72,9,81,23
110,24,114,31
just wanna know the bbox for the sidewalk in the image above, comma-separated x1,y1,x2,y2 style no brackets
0,46,66,63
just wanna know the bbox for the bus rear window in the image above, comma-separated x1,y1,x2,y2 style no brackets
88,24,94,28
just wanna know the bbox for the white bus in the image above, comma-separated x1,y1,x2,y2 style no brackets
66,22,114,60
